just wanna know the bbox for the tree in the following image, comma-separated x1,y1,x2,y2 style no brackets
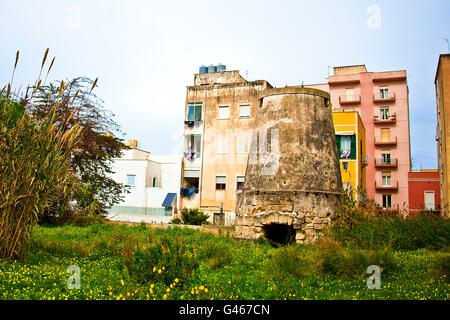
24,77,129,222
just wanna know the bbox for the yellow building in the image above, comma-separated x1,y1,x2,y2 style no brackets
332,111,367,196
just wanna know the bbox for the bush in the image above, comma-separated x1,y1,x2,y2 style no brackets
180,208,210,226
0,98,80,260
269,244,318,279
330,187,450,250
127,231,199,285
432,253,450,282
316,237,396,279
201,241,233,269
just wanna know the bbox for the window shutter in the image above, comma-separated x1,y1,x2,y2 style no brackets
350,135,356,159
335,135,341,157
216,176,227,184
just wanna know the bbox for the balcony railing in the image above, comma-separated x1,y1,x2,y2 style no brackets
375,158,398,168
374,92,396,102
374,136,397,146
184,120,203,128
375,180,398,191
361,154,369,167
339,95,361,105
374,112,396,124
183,151,201,161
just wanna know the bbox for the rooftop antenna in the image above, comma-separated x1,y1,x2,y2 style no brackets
443,37,450,53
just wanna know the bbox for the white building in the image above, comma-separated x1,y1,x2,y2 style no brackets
107,140,182,223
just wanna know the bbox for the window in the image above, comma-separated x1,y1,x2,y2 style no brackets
381,107,389,120
382,194,392,209
127,175,136,186
342,162,348,172
380,87,389,99
382,172,391,187
152,177,157,188
345,88,354,102
340,136,351,159
217,136,227,154
239,105,251,118
424,191,435,210
216,176,226,190
382,150,391,164
236,176,245,191
187,103,202,121
185,135,201,159
237,135,249,154
381,128,390,143
336,134,356,160
218,106,230,119
182,177,199,195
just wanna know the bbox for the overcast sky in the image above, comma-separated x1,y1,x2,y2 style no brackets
1,0,449,170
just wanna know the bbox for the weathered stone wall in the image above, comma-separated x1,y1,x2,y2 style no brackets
235,87,342,244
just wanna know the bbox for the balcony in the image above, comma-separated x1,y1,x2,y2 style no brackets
339,95,361,105
374,92,396,103
375,158,398,168
374,113,396,124
375,180,398,191
361,154,369,167
374,136,397,146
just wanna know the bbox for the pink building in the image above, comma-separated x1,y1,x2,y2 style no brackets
307,65,412,212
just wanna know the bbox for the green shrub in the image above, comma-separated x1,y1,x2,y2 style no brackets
316,237,396,279
330,188,450,250
432,253,450,282
201,241,233,269
180,208,210,226
269,244,318,279
128,231,199,285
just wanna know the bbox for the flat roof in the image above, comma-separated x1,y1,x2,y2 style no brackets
435,53,450,84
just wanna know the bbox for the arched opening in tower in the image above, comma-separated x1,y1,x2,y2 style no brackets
263,223,296,247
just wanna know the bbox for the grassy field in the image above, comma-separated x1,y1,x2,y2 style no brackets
0,222,448,300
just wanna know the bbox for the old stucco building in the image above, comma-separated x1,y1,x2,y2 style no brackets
180,67,272,225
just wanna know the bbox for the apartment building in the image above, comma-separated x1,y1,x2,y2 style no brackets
308,65,412,212
332,111,367,195
435,54,450,217
180,66,272,226
108,140,182,223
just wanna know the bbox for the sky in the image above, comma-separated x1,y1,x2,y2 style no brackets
1,0,449,170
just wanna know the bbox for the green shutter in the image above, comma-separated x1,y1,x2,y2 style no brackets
187,105,194,121
195,104,202,120
335,135,341,158
350,135,356,160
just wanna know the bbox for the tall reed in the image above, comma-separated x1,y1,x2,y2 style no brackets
0,97,81,260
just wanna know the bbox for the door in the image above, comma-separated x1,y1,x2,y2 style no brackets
424,191,435,211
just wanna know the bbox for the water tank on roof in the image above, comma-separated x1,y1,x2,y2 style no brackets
217,63,226,72
199,65,208,74
208,65,217,73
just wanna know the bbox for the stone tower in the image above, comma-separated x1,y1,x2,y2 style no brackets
234,87,342,244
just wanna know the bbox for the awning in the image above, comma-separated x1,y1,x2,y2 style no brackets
336,131,355,136
184,170,200,178
162,193,177,207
